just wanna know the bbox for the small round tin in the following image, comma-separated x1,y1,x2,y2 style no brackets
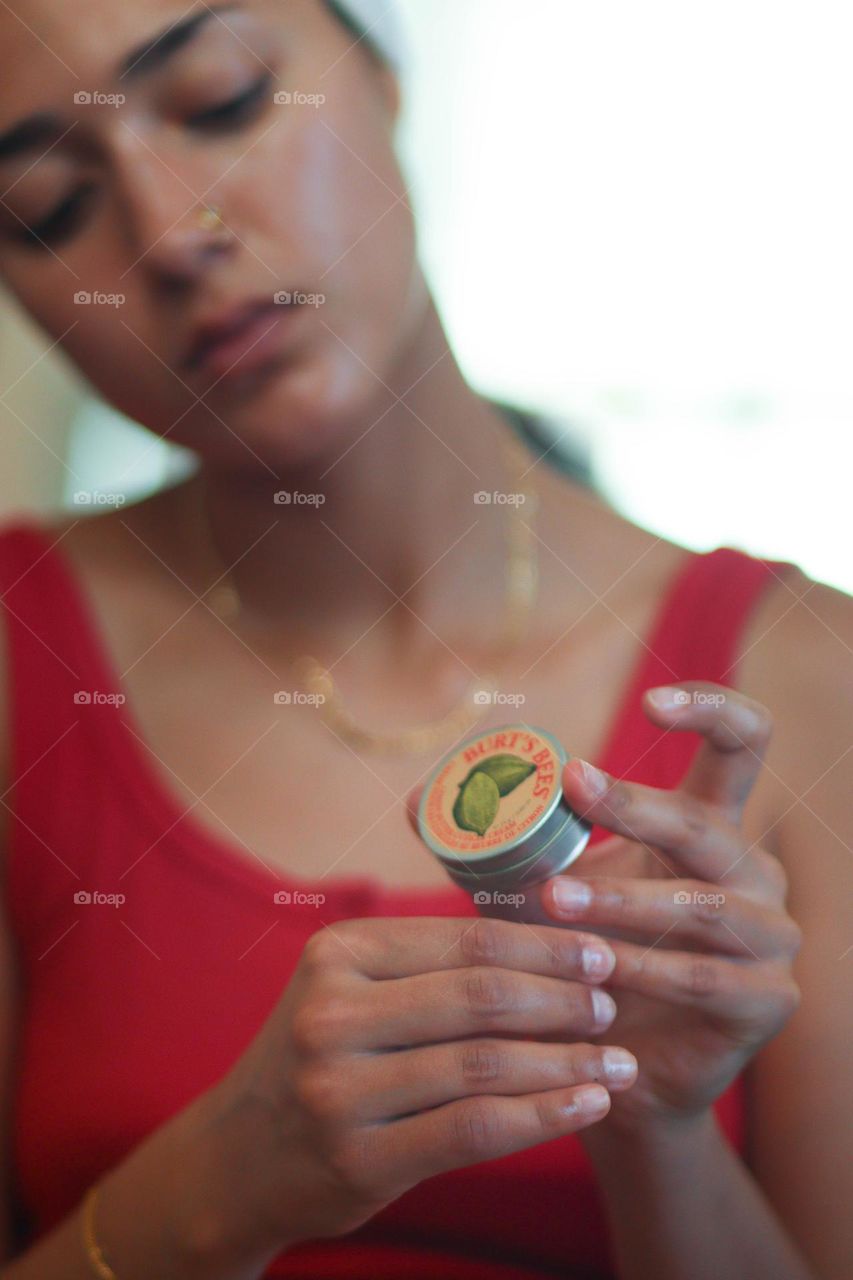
416,724,592,902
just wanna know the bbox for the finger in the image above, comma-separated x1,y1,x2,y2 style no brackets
540,874,800,958
350,1039,637,1122
377,1082,613,1185
317,914,617,984
562,760,753,886
642,682,773,823
604,941,800,1029
345,966,618,1050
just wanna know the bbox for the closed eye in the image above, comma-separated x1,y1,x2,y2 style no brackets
188,73,272,131
15,182,98,249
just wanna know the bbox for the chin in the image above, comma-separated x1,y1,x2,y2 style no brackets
171,343,391,475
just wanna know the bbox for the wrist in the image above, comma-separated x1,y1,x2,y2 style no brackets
580,1105,716,1167
166,1083,293,1277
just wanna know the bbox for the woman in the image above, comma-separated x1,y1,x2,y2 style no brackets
0,1,850,1277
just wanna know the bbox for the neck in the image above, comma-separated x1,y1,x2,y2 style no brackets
181,301,536,672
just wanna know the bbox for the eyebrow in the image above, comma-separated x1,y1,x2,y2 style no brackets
0,3,239,161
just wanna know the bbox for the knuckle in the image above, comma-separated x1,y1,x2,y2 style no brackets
604,780,631,816
290,992,350,1057
301,928,339,972
450,1098,505,1157
292,1065,347,1123
460,967,513,1019
689,890,726,924
459,917,507,969
324,1133,369,1195
676,795,710,848
682,956,722,999
459,1039,508,1088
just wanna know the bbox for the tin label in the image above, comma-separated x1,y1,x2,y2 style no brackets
421,727,563,859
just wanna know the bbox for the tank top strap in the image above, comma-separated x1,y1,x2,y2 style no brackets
596,545,800,789
0,519,114,808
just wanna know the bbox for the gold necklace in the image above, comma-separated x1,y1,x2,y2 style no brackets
198,421,540,756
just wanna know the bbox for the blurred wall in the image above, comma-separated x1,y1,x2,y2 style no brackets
0,290,83,517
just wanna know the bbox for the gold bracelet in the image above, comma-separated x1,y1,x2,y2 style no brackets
81,1185,119,1279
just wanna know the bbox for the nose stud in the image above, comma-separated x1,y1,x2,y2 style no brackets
197,203,224,230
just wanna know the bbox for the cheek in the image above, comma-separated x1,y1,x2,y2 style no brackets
63,320,186,428
229,105,417,348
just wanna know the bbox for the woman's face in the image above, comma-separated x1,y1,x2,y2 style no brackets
0,0,424,468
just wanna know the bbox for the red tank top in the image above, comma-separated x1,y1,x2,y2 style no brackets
0,521,795,1278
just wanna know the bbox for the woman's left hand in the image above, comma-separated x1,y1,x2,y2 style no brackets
538,682,803,1135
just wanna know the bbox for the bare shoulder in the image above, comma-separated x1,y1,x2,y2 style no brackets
733,561,853,853
731,571,853,1274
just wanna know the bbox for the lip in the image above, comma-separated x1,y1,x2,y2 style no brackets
183,296,304,383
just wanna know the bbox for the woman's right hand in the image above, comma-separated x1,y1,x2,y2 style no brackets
208,915,637,1254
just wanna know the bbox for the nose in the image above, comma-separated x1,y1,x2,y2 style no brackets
112,130,234,285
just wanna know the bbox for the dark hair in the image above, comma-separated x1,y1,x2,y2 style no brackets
322,2,387,66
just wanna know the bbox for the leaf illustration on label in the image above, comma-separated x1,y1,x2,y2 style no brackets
452,770,500,837
458,753,536,797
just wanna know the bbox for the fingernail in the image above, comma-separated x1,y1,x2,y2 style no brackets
553,878,593,916
592,988,617,1028
575,1084,611,1115
647,686,689,711
573,759,608,796
582,943,615,979
602,1048,638,1081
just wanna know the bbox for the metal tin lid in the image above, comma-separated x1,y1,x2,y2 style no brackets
417,724,584,878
